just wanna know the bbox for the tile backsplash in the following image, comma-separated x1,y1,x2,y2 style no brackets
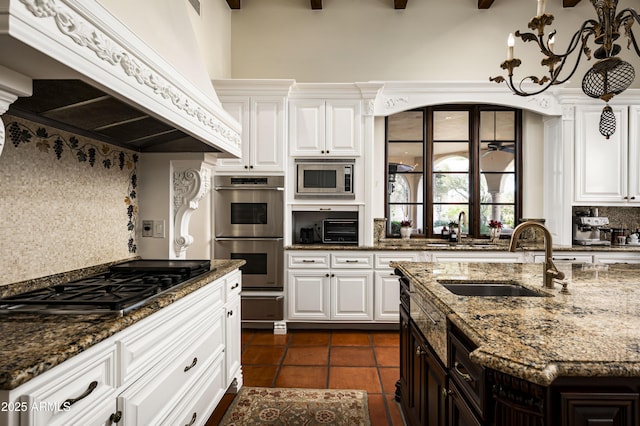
572,206,640,231
0,115,138,286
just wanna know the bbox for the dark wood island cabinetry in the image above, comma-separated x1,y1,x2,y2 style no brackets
393,262,640,426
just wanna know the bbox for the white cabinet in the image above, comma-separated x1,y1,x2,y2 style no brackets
224,270,242,387
216,96,287,173
430,251,525,263
593,252,640,264
287,251,373,321
289,99,362,157
0,269,242,426
373,252,422,322
574,104,640,204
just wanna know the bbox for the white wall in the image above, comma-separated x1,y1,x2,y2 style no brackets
228,0,638,86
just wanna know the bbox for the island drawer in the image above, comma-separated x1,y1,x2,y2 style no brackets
449,325,486,420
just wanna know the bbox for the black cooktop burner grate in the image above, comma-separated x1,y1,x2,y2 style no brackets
0,260,212,314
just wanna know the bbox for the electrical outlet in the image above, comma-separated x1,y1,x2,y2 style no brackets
142,220,153,237
153,220,165,238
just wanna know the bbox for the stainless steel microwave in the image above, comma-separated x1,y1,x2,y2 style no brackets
295,159,355,199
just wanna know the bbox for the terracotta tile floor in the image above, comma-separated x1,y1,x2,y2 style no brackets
207,329,405,425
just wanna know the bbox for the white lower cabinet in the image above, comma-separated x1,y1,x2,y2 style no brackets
0,269,242,426
287,251,424,323
593,252,640,264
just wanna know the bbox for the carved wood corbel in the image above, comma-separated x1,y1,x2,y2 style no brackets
173,164,211,258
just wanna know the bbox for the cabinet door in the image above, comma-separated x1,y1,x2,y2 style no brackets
290,99,325,156
628,106,640,203
287,271,330,320
574,105,629,204
325,100,361,156
225,295,242,387
374,270,401,321
332,271,373,321
251,97,286,172
217,98,250,171
449,381,483,426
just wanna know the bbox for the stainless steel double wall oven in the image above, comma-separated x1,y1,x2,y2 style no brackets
214,176,284,321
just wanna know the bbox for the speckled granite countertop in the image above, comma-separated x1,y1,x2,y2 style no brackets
0,259,244,390
286,239,640,251
392,261,640,386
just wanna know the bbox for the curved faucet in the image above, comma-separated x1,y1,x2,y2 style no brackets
458,211,467,241
509,221,565,289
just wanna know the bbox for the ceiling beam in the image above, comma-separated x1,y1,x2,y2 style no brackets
226,0,240,9
311,0,322,10
477,0,494,8
563,0,582,6
394,0,408,9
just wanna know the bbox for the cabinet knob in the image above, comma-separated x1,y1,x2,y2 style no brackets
632,196,637,200
331,273,335,278
326,150,330,154
249,165,254,169
321,150,325,154
227,310,234,317
244,165,249,169
326,273,330,277
110,411,122,423
415,346,427,356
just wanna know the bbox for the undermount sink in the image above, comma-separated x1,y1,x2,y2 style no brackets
436,279,546,297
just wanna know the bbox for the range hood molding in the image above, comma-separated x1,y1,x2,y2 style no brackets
1,0,241,155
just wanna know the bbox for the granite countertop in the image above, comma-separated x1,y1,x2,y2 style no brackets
392,261,640,386
0,259,244,391
287,239,640,252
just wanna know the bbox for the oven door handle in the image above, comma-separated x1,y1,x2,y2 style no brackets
214,186,284,191
215,237,284,241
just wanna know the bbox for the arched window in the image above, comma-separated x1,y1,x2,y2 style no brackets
386,105,521,239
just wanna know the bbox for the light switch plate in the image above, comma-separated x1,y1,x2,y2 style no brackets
153,220,165,238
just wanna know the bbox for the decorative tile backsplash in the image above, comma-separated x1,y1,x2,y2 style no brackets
0,115,138,286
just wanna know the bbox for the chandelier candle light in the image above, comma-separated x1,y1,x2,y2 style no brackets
490,0,640,138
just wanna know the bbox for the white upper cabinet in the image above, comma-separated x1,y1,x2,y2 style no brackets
290,99,362,157
213,80,294,174
574,104,638,204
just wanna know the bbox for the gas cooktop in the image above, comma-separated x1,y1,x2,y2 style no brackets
0,260,212,316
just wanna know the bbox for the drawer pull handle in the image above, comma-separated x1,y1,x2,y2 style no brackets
63,380,98,408
185,412,197,426
553,257,576,261
230,283,240,290
184,357,198,372
302,260,316,263
345,260,359,263
423,309,438,326
453,362,473,383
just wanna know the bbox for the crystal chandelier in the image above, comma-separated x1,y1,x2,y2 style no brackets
490,0,640,138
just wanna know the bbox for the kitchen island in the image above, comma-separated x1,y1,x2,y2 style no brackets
393,261,640,426
0,259,244,426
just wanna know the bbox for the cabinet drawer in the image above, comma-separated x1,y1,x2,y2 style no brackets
118,309,225,425
160,352,226,426
331,253,373,268
534,253,593,264
287,252,330,268
374,252,421,269
449,329,486,419
117,279,224,384
17,343,117,426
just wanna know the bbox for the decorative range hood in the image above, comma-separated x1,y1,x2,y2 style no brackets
0,0,241,157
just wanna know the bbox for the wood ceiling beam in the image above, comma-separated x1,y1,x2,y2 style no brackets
226,0,240,9
311,0,322,10
394,0,408,9
563,0,582,6
477,0,494,9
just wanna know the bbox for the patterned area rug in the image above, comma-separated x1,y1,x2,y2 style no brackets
220,387,371,425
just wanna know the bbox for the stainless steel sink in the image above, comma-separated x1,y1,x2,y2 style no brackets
436,279,546,297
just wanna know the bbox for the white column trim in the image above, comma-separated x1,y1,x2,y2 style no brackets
173,163,212,258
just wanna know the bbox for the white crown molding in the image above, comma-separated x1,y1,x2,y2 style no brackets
374,81,564,117
9,0,241,156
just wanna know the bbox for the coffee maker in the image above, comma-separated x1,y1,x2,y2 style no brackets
573,215,611,246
